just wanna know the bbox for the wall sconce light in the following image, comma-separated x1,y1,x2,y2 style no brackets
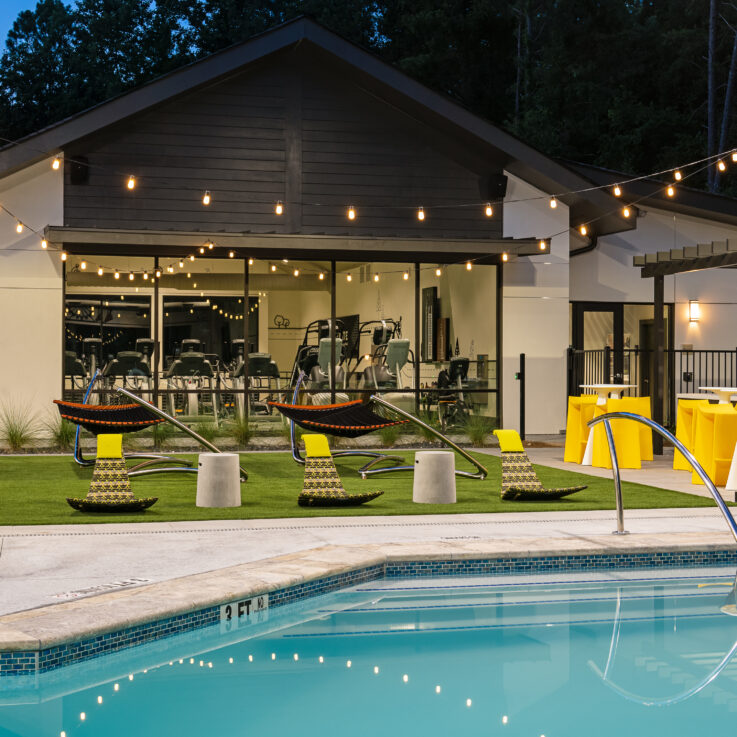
689,300,700,323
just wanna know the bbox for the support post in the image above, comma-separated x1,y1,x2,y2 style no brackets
153,256,160,410
243,256,249,419
414,263,421,415
653,273,665,454
330,260,336,404
519,352,526,440
61,260,66,398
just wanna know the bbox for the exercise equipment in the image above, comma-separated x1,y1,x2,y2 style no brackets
231,351,281,415
289,319,348,387
164,347,218,421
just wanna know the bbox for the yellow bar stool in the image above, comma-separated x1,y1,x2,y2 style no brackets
591,397,643,469
691,405,737,486
617,395,653,462
563,395,598,463
673,399,710,471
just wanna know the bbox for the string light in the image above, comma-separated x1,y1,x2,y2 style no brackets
666,185,675,197
674,170,682,181
346,273,352,282
718,160,727,172
80,260,87,270
128,272,134,281
167,265,174,273
466,261,472,271
293,268,300,277
622,206,631,218
155,269,161,278
143,271,149,280
435,266,442,276
373,273,379,282
270,264,276,272
52,157,60,170
484,203,493,217
199,247,205,254
403,271,409,280
248,258,253,265
732,152,737,163
190,254,195,261
60,251,67,261
417,207,425,221
613,185,622,197
178,259,184,268
207,242,214,250
549,197,557,208
41,239,47,249
275,201,284,215
15,222,23,233
202,190,211,206
579,225,587,236
502,252,508,262
97,266,103,276
319,272,324,280
126,175,136,190
347,206,356,220
229,251,235,258
114,269,120,279
539,239,547,250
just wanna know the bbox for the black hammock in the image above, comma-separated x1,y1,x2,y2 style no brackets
54,400,165,435
268,400,407,438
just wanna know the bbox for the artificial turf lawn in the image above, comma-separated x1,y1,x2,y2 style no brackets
0,451,722,526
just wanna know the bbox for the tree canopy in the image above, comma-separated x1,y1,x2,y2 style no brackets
2,0,737,193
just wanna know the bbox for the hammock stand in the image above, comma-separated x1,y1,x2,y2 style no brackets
271,372,487,480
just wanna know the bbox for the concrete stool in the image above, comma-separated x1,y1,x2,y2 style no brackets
196,453,241,507
413,451,456,504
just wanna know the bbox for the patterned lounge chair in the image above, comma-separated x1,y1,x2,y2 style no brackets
493,429,587,501
299,434,383,507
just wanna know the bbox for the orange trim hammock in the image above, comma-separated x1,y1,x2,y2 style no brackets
268,400,407,438
54,399,165,435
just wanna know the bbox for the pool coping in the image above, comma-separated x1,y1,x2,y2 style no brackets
2,531,737,674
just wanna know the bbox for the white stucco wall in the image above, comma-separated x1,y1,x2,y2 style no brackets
570,205,737,349
0,159,64,424
502,173,570,434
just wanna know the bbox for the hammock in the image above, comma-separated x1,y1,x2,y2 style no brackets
54,399,164,435
268,400,407,438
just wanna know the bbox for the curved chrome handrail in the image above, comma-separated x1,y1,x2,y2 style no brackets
587,411,737,542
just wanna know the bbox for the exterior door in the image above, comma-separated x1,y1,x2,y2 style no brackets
572,302,624,382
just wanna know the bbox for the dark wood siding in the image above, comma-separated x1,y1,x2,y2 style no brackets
64,48,503,240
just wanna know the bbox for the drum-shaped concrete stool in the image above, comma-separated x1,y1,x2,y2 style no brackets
413,451,456,504
196,453,241,507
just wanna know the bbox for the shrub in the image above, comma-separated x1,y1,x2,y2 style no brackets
151,421,175,449
44,414,76,451
378,424,401,448
192,421,218,443
462,414,495,447
230,415,251,448
0,402,40,451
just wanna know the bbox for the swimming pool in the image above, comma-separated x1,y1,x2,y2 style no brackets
3,567,737,736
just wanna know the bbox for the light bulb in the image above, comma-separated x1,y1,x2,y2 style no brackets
207,242,214,250
155,269,161,278
248,258,253,265
97,696,103,704
674,170,682,181
466,261,472,270
613,185,622,197
435,686,441,694
347,206,356,220
484,203,493,217
373,273,379,282
667,186,675,197
202,190,211,206
403,674,409,683
417,207,425,221
187,272,191,278
718,160,727,172
15,222,23,233
190,254,195,261
293,269,299,277
403,271,409,280
502,252,508,262
623,206,631,218
97,267,103,276
127,175,136,190
228,251,235,258
435,267,441,276
52,157,60,170
61,251,67,261
579,225,587,236
114,270,119,279
270,264,276,272
539,239,547,249
143,271,148,280
129,272,134,281
80,260,87,270
275,201,284,215
549,197,557,208
282,258,288,263
346,273,352,282
732,152,737,163
179,260,184,268
41,239,47,249
466,699,472,707
199,247,205,254
167,265,174,273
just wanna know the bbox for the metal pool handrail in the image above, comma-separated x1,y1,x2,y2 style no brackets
587,411,737,542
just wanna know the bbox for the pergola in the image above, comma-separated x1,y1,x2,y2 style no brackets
633,238,737,452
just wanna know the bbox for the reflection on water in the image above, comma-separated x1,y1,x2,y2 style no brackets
3,572,737,737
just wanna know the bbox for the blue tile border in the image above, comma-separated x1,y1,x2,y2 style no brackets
2,548,736,676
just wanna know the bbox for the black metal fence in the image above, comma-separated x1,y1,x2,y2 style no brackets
567,347,737,428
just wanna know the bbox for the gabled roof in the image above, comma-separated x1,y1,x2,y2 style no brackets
0,16,631,236
564,160,737,228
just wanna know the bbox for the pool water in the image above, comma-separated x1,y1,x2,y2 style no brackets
3,569,737,736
